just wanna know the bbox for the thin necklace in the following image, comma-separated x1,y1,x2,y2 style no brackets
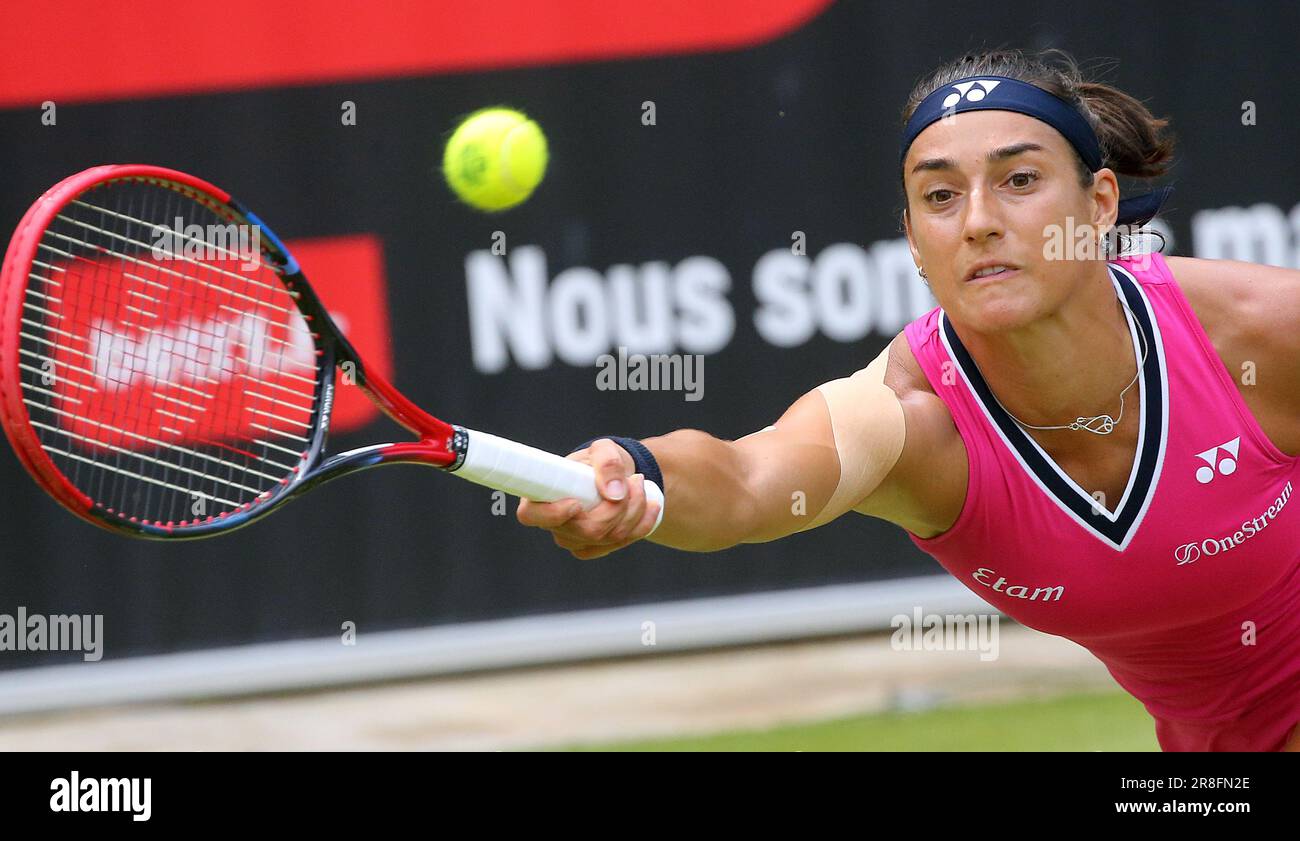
985,294,1148,436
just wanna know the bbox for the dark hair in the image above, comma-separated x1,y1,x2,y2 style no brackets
899,48,1175,203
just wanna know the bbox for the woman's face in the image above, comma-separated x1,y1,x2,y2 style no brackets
902,110,1119,334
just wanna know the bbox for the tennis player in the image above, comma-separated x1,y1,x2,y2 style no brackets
517,49,1300,752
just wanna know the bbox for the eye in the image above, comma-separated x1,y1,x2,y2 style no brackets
1008,170,1040,188
924,188,954,205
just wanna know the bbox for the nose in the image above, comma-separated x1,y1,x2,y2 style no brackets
961,181,1005,245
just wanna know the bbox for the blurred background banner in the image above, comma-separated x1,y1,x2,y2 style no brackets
1,0,1297,682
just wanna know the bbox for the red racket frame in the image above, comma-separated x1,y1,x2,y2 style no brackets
0,164,464,538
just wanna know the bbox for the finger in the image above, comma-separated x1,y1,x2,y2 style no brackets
588,439,632,502
550,531,606,558
553,531,587,552
559,493,624,542
631,497,662,541
517,497,583,528
565,446,593,466
606,474,648,544
556,502,628,549
572,544,616,561
573,495,637,544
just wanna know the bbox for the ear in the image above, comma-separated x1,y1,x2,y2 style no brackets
1090,167,1120,234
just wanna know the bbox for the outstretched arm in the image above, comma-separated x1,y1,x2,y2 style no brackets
516,344,908,557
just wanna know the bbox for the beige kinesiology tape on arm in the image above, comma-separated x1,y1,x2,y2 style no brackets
803,344,907,529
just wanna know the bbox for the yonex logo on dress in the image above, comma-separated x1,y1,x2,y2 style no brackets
1174,479,1292,565
942,80,1002,109
1194,436,1241,484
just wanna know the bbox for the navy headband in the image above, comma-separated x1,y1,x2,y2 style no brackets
900,75,1172,227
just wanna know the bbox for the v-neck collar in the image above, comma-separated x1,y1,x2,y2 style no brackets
938,262,1168,551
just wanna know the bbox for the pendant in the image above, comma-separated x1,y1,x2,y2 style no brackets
1071,415,1116,434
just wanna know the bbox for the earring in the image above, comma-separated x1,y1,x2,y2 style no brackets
1099,231,1112,260
918,267,928,279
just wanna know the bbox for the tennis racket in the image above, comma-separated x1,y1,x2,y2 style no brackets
0,164,664,540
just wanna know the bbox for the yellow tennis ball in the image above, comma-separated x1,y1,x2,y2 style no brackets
442,107,548,211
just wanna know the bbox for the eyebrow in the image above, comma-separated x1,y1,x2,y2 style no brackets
909,142,1046,176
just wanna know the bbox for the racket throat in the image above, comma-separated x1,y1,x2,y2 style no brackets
446,425,470,471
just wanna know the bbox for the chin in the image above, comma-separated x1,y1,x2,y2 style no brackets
952,279,1045,334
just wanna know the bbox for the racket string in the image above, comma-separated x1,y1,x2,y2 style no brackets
19,178,326,525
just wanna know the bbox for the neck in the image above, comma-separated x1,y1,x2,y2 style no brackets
958,266,1138,440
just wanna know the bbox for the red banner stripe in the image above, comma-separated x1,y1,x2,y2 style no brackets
0,0,832,107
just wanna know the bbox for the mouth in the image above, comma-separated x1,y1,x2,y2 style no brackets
965,265,1020,283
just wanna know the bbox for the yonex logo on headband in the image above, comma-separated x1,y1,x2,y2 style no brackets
901,75,1100,170
942,79,1002,108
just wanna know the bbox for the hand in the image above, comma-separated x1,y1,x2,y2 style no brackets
516,438,662,559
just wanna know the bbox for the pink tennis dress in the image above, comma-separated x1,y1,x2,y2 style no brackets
903,251,1300,751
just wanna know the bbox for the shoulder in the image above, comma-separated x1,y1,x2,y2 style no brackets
1165,255,1300,453
880,330,964,467
852,331,968,537
1165,255,1300,357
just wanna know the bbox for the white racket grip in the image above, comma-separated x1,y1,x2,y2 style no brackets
453,428,665,535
